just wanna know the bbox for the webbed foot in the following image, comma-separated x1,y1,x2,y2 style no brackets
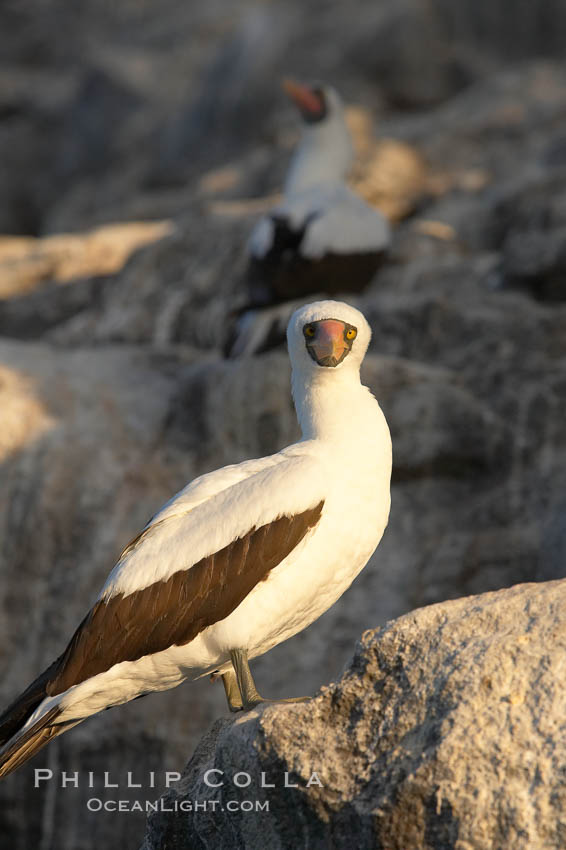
229,649,311,711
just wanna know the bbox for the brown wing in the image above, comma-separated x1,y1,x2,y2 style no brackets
46,502,324,696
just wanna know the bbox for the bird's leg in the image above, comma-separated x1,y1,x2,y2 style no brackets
221,669,243,713
230,649,264,709
229,649,311,710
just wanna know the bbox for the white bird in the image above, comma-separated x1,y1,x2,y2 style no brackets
248,80,391,304
0,300,392,777
226,82,391,358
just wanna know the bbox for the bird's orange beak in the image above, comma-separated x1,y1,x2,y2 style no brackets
282,78,325,120
306,319,350,368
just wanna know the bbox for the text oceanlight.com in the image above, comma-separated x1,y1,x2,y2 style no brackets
86,799,270,813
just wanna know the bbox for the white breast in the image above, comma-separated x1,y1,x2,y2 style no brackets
206,405,392,661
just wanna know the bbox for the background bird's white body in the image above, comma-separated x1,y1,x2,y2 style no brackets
231,87,391,359
249,183,391,261
248,86,390,264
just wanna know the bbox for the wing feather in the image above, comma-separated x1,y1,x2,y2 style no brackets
105,449,323,597
46,501,324,695
117,453,290,562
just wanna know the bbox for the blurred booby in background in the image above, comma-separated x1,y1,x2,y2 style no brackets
226,80,391,357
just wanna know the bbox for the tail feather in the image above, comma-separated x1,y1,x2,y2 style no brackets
0,706,66,778
0,657,72,778
0,659,60,748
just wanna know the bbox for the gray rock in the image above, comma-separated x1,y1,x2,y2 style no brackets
494,171,566,302
141,579,566,850
0,221,174,338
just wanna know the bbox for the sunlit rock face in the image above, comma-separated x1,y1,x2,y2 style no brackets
141,580,566,850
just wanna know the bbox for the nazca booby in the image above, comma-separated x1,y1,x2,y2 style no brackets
0,300,392,777
226,82,391,359
247,80,391,305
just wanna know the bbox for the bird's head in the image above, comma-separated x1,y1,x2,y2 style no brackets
281,80,353,188
282,79,337,124
287,300,371,376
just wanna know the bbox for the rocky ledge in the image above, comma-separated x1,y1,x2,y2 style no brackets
141,579,566,850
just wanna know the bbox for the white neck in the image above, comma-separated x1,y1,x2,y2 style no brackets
284,116,354,196
292,367,387,452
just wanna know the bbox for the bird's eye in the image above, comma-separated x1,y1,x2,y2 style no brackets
304,325,316,338
346,328,357,341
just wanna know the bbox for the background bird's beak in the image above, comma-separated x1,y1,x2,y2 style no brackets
282,78,324,120
307,319,349,367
